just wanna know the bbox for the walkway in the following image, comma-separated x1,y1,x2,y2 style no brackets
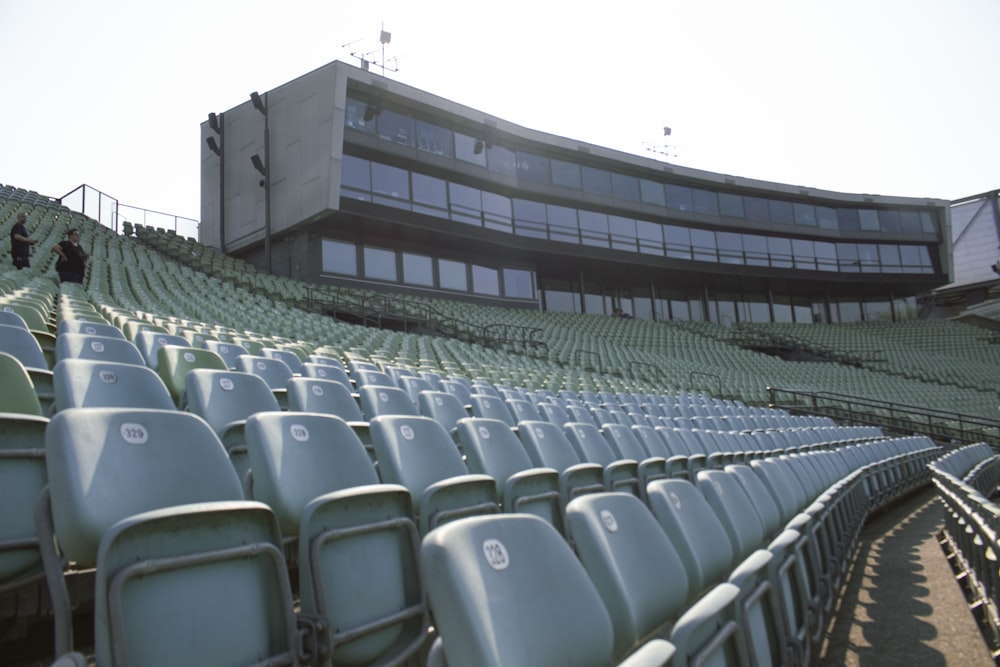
817,487,996,666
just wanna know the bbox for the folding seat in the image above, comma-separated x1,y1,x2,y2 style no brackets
133,330,187,370
398,375,434,407
0,353,49,598
55,332,145,366
632,424,690,479
203,340,249,370
0,301,51,333
184,368,281,480
353,368,395,389
695,469,766,562
262,347,304,375
55,319,123,339
564,422,641,497
470,380,501,398
307,354,346,370
418,390,470,441
505,397,543,423
455,417,565,534
236,354,293,408
0,323,54,412
369,414,499,533
517,420,606,505
440,379,472,408
301,361,354,389
600,422,669,499
469,393,516,427
156,345,228,407
53,359,176,411
359,384,419,418
38,408,310,666
0,309,30,329
565,493,690,659
537,401,572,426
420,513,676,667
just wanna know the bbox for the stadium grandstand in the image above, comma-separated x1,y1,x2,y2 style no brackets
1,58,1000,666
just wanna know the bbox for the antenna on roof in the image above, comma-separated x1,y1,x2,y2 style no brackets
644,125,677,161
345,24,399,76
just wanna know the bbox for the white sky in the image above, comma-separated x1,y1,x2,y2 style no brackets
1,0,996,222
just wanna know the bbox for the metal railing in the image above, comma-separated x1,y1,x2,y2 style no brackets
768,386,1000,447
61,184,198,238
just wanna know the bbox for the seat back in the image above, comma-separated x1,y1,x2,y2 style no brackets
54,359,176,411
203,340,249,370
517,420,584,471
0,323,49,369
418,390,470,436
236,354,293,391
469,394,515,427
359,384,419,418
565,493,689,659
695,469,766,562
133,331,187,370
0,351,43,416
244,412,377,536
55,333,143,365
184,369,280,436
645,478,735,598
56,320,122,339
156,345,228,407
301,362,353,389
286,377,364,420
421,514,625,667
262,347,304,375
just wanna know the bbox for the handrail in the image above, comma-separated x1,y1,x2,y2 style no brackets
767,386,1000,447
689,371,723,397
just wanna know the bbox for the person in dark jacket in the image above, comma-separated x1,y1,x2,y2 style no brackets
52,228,88,283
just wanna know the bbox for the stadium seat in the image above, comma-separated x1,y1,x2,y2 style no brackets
55,320,123,339
300,361,354,390
53,359,176,411
358,384,419,419
133,331,187,371
156,345,227,407
455,416,565,534
417,390,471,441
369,414,498,533
469,394,516,428
517,419,606,505
236,355,293,408
564,421,642,497
203,340,249,370
565,492,689,659
55,332,145,366
420,513,676,667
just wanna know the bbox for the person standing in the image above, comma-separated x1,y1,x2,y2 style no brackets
52,228,88,283
10,212,37,269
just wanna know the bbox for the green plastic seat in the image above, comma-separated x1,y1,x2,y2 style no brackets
156,345,227,407
420,513,676,667
55,332,145,366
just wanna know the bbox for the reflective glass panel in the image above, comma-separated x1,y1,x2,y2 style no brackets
416,120,454,158
482,191,512,232
640,179,666,206
581,166,613,196
449,182,482,226
769,200,794,225
551,159,582,189
516,152,551,186
744,197,770,222
376,109,415,147
612,173,641,202
504,268,535,299
663,224,692,260
859,209,880,231
487,145,517,178
836,208,861,231
578,210,609,248
546,204,579,244
513,199,547,238
472,264,500,296
438,259,468,291
666,185,694,212
767,237,793,268
411,172,447,217
608,216,637,252
816,206,838,229
793,203,816,226
455,132,487,167
322,239,357,276
742,234,769,266
341,155,371,200
719,193,744,218
636,220,664,255
371,162,410,209
692,189,719,216
690,228,717,262
363,246,397,281
402,252,434,286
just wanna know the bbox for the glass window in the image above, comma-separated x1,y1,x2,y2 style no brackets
878,209,901,233
636,220,664,255
859,209,880,231
816,206,838,230
340,155,371,200
516,152,551,186
718,193,744,218
836,208,861,231
416,120,453,158
899,211,922,234
551,159,581,189
482,191,512,233
744,197,770,222
793,203,816,226
864,300,893,321
578,210,609,248
857,244,880,272
665,185,694,212
814,241,838,271
402,252,434,286
692,189,719,216
438,259,467,292
716,232,743,264
487,144,517,179
611,173,641,202
878,244,902,272
344,97,376,133
371,162,410,209
640,179,666,206
363,246,397,281
546,204,579,244
792,238,816,270
836,300,863,322
503,268,535,299
742,234,769,266
919,211,937,235
542,278,580,313
581,166,613,197
455,132,487,167
899,245,924,274
767,237,793,268
321,239,357,276
690,228,717,262
472,264,500,296
608,216,637,252
449,182,482,226
663,225,692,260
411,172,447,217
513,199,547,239
375,109,415,147
837,243,860,273
769,200,794,225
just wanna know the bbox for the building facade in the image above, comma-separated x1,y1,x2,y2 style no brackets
201,60,951,324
